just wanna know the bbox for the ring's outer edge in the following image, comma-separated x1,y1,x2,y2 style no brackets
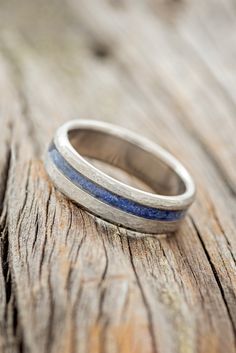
45,119,196,234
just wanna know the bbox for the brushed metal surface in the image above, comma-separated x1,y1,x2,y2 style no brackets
45,120,196,234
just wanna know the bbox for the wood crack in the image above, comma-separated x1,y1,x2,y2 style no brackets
95,222,109,323
127,238,158,353
0,148,12,216
190,216,236,342
0,147,12,306
209,202,236,267
46,269,55,353
0,155,24,353
39,187,53,277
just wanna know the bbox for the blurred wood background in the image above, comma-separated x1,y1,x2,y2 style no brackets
0,0,236,352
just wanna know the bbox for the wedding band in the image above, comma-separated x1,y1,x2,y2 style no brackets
44,120,196,234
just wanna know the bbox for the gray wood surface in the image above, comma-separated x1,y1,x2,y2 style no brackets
0,0,236,352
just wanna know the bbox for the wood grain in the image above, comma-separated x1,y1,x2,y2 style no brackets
0,0,235,352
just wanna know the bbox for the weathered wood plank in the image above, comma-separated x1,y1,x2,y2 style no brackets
0,1,235,352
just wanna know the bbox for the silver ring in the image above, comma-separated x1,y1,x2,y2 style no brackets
45,120,196,234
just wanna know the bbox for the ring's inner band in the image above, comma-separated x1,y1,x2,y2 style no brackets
69,129,186,196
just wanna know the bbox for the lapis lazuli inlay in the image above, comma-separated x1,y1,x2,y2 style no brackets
49,143,185,222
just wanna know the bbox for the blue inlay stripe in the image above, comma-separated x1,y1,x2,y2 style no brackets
49,143,185,222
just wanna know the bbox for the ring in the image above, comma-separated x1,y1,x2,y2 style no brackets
45,120,196,234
